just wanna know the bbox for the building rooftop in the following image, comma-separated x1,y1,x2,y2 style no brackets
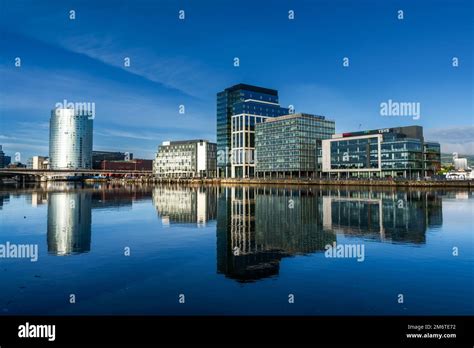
338,125,424,139
161,139,214,146
223,83,278,96
261,113,328,123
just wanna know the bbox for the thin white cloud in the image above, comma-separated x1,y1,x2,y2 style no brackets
17,122,49,129
0,65,214,132
59,34,226,99
425,126,474,155
0,135,17,140
95,129,158,141
1,143,48,155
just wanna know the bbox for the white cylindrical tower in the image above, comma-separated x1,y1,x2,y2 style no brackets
49,108,93,169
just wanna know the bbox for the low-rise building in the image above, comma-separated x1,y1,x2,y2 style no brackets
32,156,49,170
154,139,217,178
92,151,133,169
321,126,441,178
255,113,335,178
101,159,152,171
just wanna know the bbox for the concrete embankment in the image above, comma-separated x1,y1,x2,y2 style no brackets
3,177,470,188
152,178,472,188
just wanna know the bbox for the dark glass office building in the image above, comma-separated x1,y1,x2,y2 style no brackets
424,142,442,175
216,84,289,178
321,126,441,178
0,145,5,168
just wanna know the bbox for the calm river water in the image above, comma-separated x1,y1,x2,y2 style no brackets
0,183,472,315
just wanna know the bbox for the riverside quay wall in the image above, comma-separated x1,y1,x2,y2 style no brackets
153,178,473,188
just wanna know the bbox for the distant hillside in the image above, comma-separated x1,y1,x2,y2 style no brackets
441,153,474,167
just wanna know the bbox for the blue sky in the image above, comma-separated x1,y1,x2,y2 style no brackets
0,0,473,160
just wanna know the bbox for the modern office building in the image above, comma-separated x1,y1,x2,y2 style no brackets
153,139,217,178
92,151,133,169
217,84,289,178
0,145,5,168
255,113,335,178
321,126,441,178
49,107,93,169
424,142,442,175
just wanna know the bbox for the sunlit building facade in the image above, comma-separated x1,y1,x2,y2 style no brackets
49,108,93,169
255,113,335,178
153,139,217,178
217,84,289,178
322,126,441,178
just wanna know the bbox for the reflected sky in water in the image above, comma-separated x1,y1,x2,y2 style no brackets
0,183,472,315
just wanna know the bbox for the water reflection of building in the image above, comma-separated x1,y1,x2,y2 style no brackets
30,192,48,207
0,193,9,209
321,189,443,244
47,191,92,255
45,185,153,255
217,187,336,282
91,189,152,210
152,185,217,226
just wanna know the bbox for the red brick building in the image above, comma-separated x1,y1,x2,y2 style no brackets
100,159,152,171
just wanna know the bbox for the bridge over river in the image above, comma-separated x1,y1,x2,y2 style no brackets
0,168,153,181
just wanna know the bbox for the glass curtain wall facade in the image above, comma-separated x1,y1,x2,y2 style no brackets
255,113,335,178
217,84,288,178
326,134,382,173
322,126,441,178
424,142,442,176
49,108,93,169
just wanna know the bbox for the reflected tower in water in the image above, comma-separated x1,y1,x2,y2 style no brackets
47,191,92,255
217,187,336,282
217,186,445,282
